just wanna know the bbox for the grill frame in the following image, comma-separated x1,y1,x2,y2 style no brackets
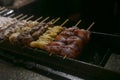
0,6,120,80
0,31,120,79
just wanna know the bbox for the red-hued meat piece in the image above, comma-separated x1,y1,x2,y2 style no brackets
74,29,90,43
60,31,74,37
56,35,66,43
44,41,65,54
60,45,79,58
44,27,90,59
66,36,84,49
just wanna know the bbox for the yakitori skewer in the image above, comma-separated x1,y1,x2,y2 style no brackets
8,17,51,45
63,20,82,59
49,19,69,56
30,17,63,49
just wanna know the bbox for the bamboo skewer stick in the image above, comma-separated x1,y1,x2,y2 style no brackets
25,15,34,21
87,22,95,31
0,7,6,11
35,16,43,22
75,20,82,27
8,14,15,17
14,14,23,19
39,17,50,24
48,19,55,23
18,15,28,21
61,19,69,26
0,9,8,14
63,55,67,59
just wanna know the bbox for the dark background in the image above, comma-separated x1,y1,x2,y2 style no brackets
16,0,120,34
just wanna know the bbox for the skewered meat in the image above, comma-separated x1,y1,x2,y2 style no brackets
66,36,84,48
3,20,38,37
44,41,65,54
32,22,53,40
60,45,79,58
74,29,90,43
9,21,39,45
9,32,20,45
9,21,54,46
0,16,91,59
0,16,17,31
30,26,63,49
0,20,27,40
44,27,90,58
56,35,66,43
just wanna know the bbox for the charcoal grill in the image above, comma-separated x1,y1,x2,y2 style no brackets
0,2,120,80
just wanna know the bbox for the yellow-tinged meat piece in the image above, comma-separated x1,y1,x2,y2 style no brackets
27,21,39,28
30,26,63,49
30,40,50,49
9,32,20,44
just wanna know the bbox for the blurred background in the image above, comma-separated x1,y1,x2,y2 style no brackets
0,0,119,33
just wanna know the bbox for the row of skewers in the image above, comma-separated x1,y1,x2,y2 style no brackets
0,6,95,59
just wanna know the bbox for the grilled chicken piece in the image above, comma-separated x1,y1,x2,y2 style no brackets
30,26,63,49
